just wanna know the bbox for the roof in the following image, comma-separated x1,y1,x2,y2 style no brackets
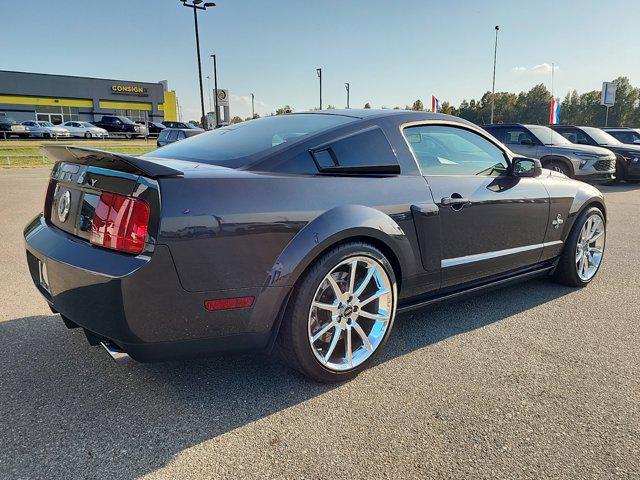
294,109,473,124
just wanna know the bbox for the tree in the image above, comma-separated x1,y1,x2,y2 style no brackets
326,105,336,110
275,105,293,115
231,116,243,124
411,99,424,111
364,102,371,109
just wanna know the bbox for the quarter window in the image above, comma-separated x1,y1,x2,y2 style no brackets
403,125,508,176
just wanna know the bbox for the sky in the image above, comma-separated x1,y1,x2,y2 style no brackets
2,0,639,120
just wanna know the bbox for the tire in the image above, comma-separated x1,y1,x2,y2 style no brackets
553,206,606,287
84,132,91,139
43,133,50,139
278,242,397,383
125,133,133,139
547,160,572,178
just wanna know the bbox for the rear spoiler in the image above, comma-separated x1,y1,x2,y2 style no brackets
44,145,183,178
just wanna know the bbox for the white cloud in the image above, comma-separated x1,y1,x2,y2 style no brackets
532,63,559,73
512,63,559,74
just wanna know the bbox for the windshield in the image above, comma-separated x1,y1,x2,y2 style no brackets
119,117,135,124
527,125,572,146
38,122,54,127
148,114,356,167
582,127,621,145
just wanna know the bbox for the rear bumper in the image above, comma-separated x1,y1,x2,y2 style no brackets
24,214,289,361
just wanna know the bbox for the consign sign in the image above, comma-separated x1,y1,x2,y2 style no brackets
111,85,149,96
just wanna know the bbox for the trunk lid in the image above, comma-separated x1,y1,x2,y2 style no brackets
44,146,177,249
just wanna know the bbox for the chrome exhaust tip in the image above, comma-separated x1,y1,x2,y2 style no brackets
100,341,131,363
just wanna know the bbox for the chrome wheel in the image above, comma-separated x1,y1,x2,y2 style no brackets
308,256,393,372
575,214,605,281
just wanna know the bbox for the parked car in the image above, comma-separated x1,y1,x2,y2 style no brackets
21,121,71,139
60,121,108,139
481,123,616,182
25,110,607,382
91,115,146,138
162,121,203,130
136,121,165,136
0,113,28,138
156,127,203,147
601,127,640,145
551,125,640,183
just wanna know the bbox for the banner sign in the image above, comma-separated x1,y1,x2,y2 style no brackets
600,82,617,107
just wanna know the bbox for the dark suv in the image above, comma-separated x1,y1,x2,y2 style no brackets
552,125,640,183
602,127,640,146
482,123,616,182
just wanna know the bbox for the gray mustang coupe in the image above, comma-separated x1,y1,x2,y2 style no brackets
24,110,606,382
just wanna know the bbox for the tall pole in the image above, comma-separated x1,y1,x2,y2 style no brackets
316,68,322,110
206,76,213,112
251,93,255,119
490,25,499,124
192,7,206,129
345,82,350,109
211,54,219,128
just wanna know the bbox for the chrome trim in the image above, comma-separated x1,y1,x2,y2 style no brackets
441,240,563,268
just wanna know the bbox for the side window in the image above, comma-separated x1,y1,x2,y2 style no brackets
158,130,170,141
504,128,535,146
166,130,179,142
483,126,504,143
558,129,578,143
177,131,186,140
403,125,508,176
310,126,400,174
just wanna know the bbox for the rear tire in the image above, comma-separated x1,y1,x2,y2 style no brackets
278,242,397,383
553,207,606,287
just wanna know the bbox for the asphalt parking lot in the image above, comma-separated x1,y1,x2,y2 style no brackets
0,168,638,479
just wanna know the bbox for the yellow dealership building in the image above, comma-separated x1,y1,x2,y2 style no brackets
0,70,178,125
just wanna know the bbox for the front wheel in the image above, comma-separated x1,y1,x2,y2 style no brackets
84,132,91,139
547,160,572,178
553,207,606,287
278,242,397,382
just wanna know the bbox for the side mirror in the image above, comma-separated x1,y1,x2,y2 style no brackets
512,157,543,178
519,138,534,146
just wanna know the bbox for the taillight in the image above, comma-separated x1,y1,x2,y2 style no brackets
90,192,150,255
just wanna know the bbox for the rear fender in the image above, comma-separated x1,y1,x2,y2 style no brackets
266,204,414,289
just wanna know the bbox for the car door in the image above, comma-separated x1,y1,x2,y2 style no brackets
502,126,541,159
403,123,550,288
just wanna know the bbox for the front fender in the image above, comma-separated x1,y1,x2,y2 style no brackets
266,204,414,288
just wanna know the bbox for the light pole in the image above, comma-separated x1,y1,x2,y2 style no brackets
490,25,499,124
316,68,322,110
211,53,219,128
345,82,350,109
206,75,213,112
251,93,255,119
180,0,216,129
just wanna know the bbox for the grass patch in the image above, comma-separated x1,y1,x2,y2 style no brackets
0,139,157,168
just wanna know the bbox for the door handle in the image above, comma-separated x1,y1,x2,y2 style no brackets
441,196,471,207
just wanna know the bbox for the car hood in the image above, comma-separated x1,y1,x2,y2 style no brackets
551,143,613,156
604,144,640,156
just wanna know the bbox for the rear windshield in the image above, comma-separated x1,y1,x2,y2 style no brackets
148,114,355,167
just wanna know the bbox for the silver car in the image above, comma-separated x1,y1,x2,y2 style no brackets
21,121,71,139
60,121,108,139
482,123,616,182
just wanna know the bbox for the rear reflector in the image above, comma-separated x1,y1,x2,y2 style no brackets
90,192,150,255
204,296,255,311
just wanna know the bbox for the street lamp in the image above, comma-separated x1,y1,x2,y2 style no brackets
490,25,499,124
180,0,216,129
211,53,219,128
345,82,350,109
316,68,322,110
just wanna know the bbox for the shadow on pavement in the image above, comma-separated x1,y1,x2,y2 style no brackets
0,278,574,478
